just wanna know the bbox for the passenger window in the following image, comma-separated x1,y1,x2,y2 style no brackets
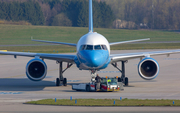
86,45,93,50
101,45,107,50
94,45,102,50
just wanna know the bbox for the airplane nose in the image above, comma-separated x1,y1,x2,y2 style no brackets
84,51,105,67
88,52,103,67
78,50,108,68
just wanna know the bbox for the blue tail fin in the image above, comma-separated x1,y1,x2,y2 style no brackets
89,0,93,32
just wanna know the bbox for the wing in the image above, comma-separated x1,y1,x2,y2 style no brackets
109,38,150,46
31,38,76,47
110,49,180,63
0,51,76,63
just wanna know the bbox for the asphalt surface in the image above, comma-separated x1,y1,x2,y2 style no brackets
0,50,180,113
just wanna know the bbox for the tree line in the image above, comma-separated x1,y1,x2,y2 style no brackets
0,0,44,25
0,0,115,28
0,0,180,30
103,0,180,30
59,0,114,28
41,0,115,28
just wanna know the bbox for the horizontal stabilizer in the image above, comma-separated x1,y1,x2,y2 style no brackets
110,38,150,46
31,38,76,47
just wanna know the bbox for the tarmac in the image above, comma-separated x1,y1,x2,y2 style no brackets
0,50,180,113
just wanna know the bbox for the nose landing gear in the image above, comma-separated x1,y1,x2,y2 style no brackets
90,70,97,82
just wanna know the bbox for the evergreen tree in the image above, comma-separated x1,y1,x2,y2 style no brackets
0,2,8,20
77,0,88,27
0,0,44,25
60,0,115,28
48,0,61,9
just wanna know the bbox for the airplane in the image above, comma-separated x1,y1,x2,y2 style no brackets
1,0,180,86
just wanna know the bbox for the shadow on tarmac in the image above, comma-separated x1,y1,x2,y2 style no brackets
0,78,81,92
0,78,55,91
130,80,157,83
0,78,157,91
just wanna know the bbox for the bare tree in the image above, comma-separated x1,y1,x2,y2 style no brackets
39,2,52,25
51,13,72,26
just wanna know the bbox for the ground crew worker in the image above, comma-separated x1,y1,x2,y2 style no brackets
95,74,101,90
107,79,111,83
95,74,101,83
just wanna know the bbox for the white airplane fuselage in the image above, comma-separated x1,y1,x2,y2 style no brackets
1,0,171,85
75,32,111,70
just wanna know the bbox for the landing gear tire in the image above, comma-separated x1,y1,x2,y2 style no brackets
56,78,60,86
118,77,122,82
86,85,90,92
63,78,67,86
124,77,128,86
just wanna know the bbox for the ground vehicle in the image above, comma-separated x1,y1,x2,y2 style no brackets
72,77,124,92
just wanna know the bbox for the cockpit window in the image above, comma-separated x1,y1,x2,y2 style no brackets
86,45,93,50
101,45,107,50
80,44,107,51
94,45,102,50
80,45,86,51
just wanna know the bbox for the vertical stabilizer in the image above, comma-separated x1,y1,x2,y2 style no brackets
89,0,93,32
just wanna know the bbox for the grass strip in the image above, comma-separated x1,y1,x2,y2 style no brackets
1,24,180,53
26,99,180,106
1,24,180,45
0,45,76,53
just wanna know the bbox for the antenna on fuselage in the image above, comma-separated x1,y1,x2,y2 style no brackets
89,0,93,33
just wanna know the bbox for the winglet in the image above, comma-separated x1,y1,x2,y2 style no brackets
31,36,33,40
89,0,93,32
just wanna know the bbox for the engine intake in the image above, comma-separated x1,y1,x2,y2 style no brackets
26,58,47,81
138,57,159,80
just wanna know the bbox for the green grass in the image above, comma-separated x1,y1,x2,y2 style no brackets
0,24,180,53
111,43,180,50
26,99,180,106
0,45,76,53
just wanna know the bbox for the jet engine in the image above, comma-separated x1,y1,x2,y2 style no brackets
26,58,47,81
138,57,159,80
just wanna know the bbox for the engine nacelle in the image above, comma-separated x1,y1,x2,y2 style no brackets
26,58,47,81
138,57,159,80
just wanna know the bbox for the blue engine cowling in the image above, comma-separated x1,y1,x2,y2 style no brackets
26,58,47,81
138,57,159,80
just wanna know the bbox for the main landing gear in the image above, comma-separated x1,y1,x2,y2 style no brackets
56,61,73,86
112,61,129,86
